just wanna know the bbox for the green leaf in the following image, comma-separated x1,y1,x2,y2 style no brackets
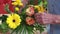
2,15,8,23
29,0,34,5
0,17,2,20
15,27,20,34
1,22,8,29
19,26,23,34
39,25,44,33
39,1,43,6
5,4,11,13
38,0,42,5
0,22,8,33
26,25,34,34
19,24,26,34
15,24,23,34
43,0,47,8
21,25,26,34
34,23,44,33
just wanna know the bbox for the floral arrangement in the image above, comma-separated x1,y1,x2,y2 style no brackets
0,0,47,34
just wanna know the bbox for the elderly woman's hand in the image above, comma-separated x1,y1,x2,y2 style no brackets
35,13,60,24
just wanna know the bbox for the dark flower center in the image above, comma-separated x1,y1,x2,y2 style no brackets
13,20,15,22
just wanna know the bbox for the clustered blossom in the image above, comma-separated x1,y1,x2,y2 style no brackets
26,17,35,25
0,0,47,34
26,6,35,16
26,6,35,25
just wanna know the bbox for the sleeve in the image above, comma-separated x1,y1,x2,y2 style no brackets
47,0,60,15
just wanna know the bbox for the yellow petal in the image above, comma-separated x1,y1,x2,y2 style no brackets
34,5,39,9
6,13,21,29
12,2,18,6
19,3,23,6
15,7,19,11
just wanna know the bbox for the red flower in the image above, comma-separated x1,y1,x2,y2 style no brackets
0,0,14,14
26,17,35,25
3,0,11,4
26,6,35,16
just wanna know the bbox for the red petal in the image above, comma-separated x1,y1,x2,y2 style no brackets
9,4,14,12
3,0,12,4
0,5,8,14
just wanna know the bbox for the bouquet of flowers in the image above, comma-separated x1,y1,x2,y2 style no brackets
0,0,47,34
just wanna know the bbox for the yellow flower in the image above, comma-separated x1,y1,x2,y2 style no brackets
6,13,21,29
34,5,39,9
12,2,18,6
18,2,23,6
34,5,45,13
15,7,19,11
39,6,44,13
12,0,23,6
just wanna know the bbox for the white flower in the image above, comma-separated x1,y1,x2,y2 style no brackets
0,14,2,25
0,20,2,25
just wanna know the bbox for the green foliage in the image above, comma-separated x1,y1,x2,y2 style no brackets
29,0,42,5
38,0,42,5
0,22,8,34
0,17,2,20
5,4,11,13
34,23,44,33
0,15,8,34
1,15,8,23
11,23,34,34
29,0,35,5
43,0,47,8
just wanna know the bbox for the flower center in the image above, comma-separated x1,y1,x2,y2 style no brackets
13,20,15,22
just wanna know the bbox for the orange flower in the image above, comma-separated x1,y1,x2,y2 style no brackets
26,6,35,16
26,17,35,25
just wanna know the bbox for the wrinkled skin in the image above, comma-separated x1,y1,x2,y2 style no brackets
35,13,60,24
